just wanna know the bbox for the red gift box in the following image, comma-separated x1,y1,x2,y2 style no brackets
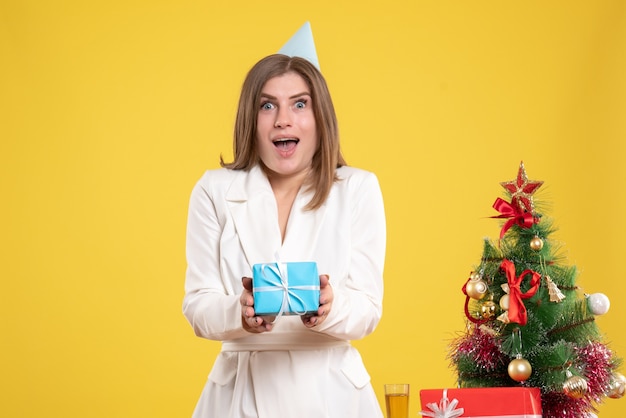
419,387,542,418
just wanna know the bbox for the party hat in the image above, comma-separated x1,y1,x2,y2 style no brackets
278,21,320,70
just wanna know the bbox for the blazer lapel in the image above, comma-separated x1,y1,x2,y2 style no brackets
226,165,329,264
226,166,282,266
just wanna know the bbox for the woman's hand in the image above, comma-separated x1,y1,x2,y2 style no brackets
302,274,333,328
241,277,275,333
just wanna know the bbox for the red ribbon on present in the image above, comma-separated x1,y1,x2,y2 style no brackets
491,198,537,239
500,259,541,325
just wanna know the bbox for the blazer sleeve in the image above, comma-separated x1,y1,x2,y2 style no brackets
313,171,386,340
182,175,249,341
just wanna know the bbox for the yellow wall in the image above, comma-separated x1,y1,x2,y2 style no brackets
2,1,625,416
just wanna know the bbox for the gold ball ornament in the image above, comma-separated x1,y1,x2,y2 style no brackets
508,357,532,382
466,273,488,300
530,236,544,251
563,375,588,399
499,294,510,311
607,372,626,399
480,300,497,319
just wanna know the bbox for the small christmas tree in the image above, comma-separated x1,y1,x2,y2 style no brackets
449,162,625,417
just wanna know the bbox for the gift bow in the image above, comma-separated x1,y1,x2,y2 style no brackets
255,262,319,318
491,198,537,239
420,389,464,418
500,259,541,325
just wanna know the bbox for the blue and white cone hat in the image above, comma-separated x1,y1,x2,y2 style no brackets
278,21,320,70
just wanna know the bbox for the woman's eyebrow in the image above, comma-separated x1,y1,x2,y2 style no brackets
289,92,311,99
259,92,311,100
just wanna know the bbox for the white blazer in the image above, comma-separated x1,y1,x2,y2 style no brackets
183,164,386,418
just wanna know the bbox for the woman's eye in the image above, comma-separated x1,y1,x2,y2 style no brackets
261,102,274,110
294,100,307,109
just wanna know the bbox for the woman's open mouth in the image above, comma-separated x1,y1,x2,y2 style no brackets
272,138,299,151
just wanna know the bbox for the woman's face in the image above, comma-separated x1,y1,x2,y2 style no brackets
256,71,318,182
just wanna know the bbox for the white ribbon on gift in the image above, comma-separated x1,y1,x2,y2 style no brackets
254,261,319,319
420,389,465,418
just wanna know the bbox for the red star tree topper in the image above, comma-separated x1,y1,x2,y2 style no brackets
500,161,543,213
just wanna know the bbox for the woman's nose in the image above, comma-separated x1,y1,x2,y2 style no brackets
274,108,292,128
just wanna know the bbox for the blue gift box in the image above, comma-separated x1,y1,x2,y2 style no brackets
252,261,320,316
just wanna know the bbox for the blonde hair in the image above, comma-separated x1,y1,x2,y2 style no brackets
221,54,346,210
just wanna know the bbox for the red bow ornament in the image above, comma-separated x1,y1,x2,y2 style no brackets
500,259,541,325
491,198,537,240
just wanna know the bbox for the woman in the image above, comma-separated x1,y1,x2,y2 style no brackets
183,53,386,417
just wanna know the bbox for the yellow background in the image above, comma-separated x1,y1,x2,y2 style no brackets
2,1,625,417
